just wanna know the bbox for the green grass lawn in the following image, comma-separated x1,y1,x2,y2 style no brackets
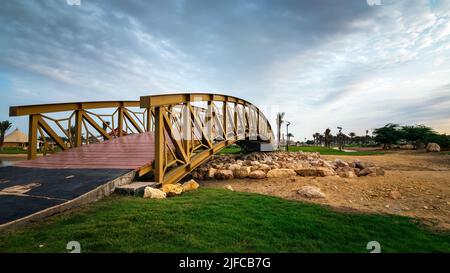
0,147,29,154
287,146,385,156
1,189,448,253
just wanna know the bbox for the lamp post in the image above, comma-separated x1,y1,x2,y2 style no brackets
286,121,291,152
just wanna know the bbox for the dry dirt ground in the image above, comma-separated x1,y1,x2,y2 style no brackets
200,152,450,230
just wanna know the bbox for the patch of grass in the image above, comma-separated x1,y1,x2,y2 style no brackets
218,145,243,154
0,147,29,154
1,189,448,253
288,146,385,156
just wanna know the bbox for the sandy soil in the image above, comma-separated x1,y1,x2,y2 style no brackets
200,152,450,230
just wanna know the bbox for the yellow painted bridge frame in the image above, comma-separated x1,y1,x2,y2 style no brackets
140,93,273,184
10,93,274,184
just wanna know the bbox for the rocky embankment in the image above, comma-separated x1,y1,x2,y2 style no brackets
191,152,385,181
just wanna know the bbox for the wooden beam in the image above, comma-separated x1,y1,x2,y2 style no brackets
188,104,212,148
10,101,140,116
118,107,124,137
37,117,68,151
74,110,83,147
182,103,191,158
146,108,152,132
162,110,189,164
223,102,228,140
123,109,144,134
154,107,164,183
81,112,112,141
27,114,38,160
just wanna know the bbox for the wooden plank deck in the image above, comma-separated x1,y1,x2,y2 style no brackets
15,132,155,172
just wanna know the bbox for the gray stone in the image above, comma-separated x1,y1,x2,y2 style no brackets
115,182,158,196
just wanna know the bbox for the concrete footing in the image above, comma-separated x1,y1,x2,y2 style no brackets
115,182,158,196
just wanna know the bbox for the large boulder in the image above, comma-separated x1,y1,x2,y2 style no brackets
266,168,297,178
334,159,349,168
143,187,167,199
285,162,311,170
182,179,199,192
215,169,234,180
258,164,272,172
337,167,356,178
227,164,241,172
357,167,385,177
426,143,441,152
207,168,217,179
234,166,252,179
296,167,336,177
191,170,205,180
248,170,266,179
354,160,374,169
321,160,336,169
297,186,326,198
161,183,184,196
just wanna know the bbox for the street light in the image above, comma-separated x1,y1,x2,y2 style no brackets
286,121,291,152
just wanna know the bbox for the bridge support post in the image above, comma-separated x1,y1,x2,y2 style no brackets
183,102,191,160
118,106,124,137
206,101,213,144
146,108,152,132
223,101,228,141
234,103,238,140
256,108,260,140
74,110,83,147
28,114,38,160
154,106,164,183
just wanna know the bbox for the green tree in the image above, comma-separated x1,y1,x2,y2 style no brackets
0,120,13,151
276,112,285,149
401,125,436,149
349,132,356,144
373,123,402,149
424,133,450,149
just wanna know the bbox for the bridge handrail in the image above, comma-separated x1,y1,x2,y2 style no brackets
9,101,141,116
139,93,275,183
9,100,147,160
140,93,273,139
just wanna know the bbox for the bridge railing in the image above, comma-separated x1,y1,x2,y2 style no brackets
140,93,274,184
9,101,151,159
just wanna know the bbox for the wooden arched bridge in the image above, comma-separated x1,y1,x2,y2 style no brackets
1,93,273,228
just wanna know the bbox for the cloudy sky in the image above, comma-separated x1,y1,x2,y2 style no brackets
1,0,449,140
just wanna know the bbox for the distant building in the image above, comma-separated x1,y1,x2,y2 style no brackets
3,128,28,149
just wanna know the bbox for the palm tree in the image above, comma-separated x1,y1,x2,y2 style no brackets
0,120,13,151
349,132,356,144
324,128,331,148
313,132,320,145
276,112,285,149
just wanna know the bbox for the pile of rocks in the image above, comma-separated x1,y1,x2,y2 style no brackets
191,152,385,181
143,179,199,199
